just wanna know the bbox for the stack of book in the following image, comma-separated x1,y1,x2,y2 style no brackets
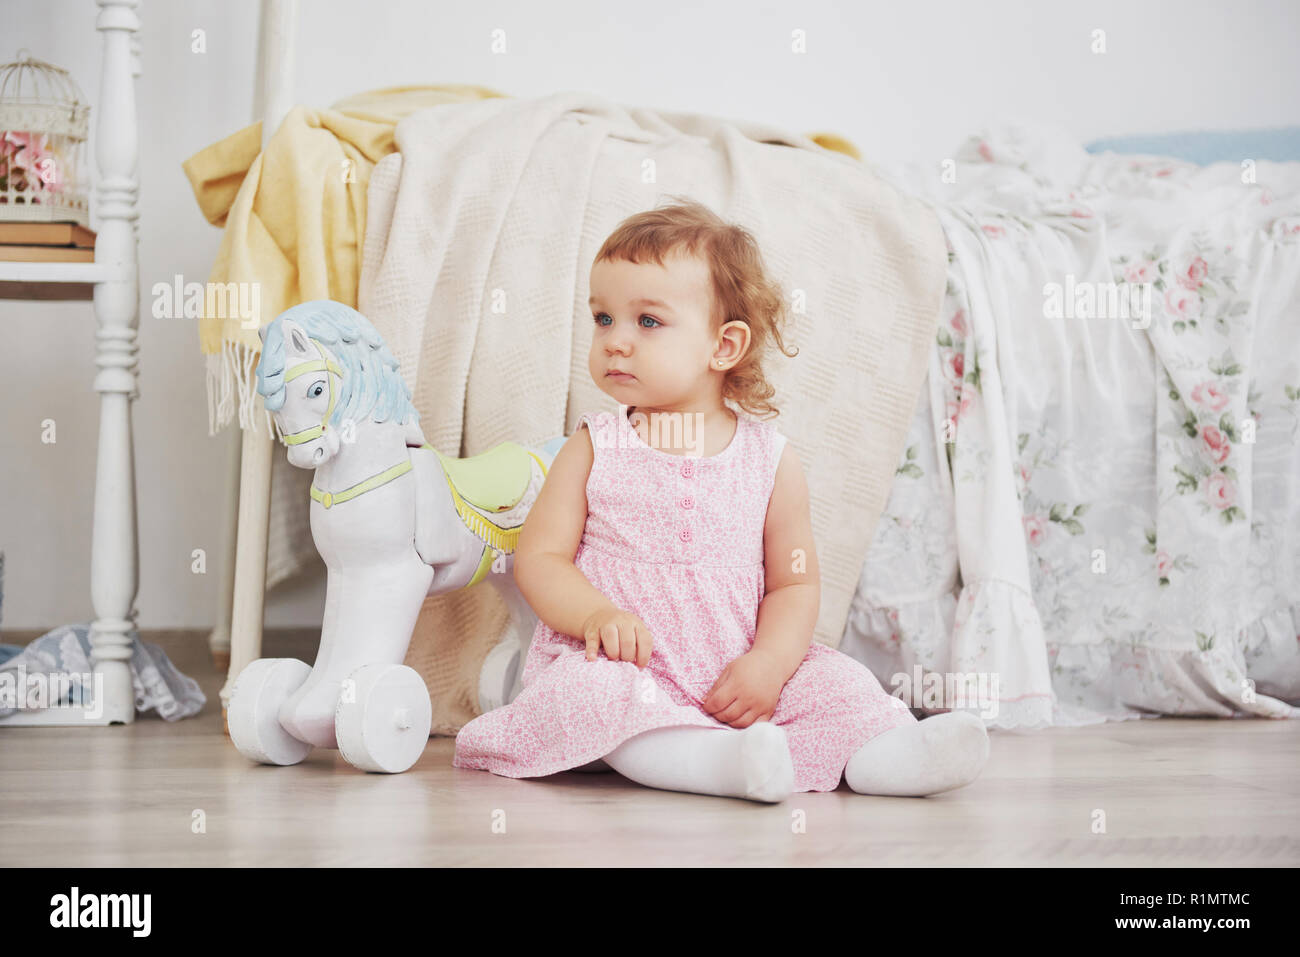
0,222,100,300
0,222,97,261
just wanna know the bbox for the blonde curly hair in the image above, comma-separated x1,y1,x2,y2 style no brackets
593,196,798,419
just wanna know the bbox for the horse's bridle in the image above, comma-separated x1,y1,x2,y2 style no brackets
279,337,344,446
277,335,416,510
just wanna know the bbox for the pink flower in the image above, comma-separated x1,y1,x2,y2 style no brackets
1177,256,1208,291
981,224,1006,239
1016,464,1032,497
944,395,972,427
1199,425,1231,464
977,140,994,162
1124,260,1157,283
950,308,968,337
1023,514,1047,546
1164,285,1202,321
947,352,965,382
1190,381,1229,413
1,130,40,158
1155,167,1173,177
5,132,48,172
1205,472,1236,510
1062,191,1092,218
1,131,59,193
1156,550,1172,577
32,156,61,189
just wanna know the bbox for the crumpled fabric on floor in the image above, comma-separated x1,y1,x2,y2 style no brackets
0,623,206,721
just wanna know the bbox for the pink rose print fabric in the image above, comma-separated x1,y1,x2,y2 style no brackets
453,406,917,792
840,124,1300,728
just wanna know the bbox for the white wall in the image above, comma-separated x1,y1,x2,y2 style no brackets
1,0,1297,631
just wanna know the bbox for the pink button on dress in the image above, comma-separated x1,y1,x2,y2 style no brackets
452,406,918,792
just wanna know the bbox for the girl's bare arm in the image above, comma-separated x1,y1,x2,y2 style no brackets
514,424,616,638
751,445,820,680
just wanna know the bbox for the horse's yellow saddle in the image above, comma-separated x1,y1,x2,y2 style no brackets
431,442,548,574
432,442,539,514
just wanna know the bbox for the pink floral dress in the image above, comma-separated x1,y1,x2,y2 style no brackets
452,406,918,791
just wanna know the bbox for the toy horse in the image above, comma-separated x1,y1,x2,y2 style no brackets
226,300,562,773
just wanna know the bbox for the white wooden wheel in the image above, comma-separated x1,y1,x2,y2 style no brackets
477,639,522,714
335,663,432,774
227,658,313,766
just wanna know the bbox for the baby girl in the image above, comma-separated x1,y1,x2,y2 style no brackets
453,198,990,802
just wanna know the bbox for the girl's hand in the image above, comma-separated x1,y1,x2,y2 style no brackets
702,649,789,728
581,607,654,668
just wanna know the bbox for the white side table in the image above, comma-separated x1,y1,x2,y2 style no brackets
0,0,141,726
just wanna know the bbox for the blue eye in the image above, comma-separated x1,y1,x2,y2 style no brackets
592,312,661,328
310,383,325,398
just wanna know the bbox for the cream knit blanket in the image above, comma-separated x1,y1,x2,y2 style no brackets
357,91,947,735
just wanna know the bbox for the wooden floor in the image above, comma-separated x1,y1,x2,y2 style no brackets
1,630,1297,866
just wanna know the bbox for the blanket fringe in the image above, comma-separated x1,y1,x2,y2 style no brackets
204,339,277,439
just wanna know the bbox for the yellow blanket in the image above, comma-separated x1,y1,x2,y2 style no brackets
182,84,508,432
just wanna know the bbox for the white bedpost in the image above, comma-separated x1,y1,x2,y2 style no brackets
219,0,299,725
207,432,240,672
88,0,142,724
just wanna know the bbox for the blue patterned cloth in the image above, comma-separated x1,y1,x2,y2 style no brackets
0,623,205,721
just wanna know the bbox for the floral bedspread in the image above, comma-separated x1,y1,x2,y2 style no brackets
841,125,1300,728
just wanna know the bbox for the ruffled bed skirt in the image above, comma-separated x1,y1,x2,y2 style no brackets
842,585,1300,729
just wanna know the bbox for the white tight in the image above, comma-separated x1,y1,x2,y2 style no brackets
600,722,795,803
586,712,991,802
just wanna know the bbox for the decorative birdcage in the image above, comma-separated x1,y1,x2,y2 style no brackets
0,52,90,226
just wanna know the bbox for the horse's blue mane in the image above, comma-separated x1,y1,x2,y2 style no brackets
255,300,419,428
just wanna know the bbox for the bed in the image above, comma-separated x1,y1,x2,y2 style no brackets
847,124,1300,727
190,0,1300,734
